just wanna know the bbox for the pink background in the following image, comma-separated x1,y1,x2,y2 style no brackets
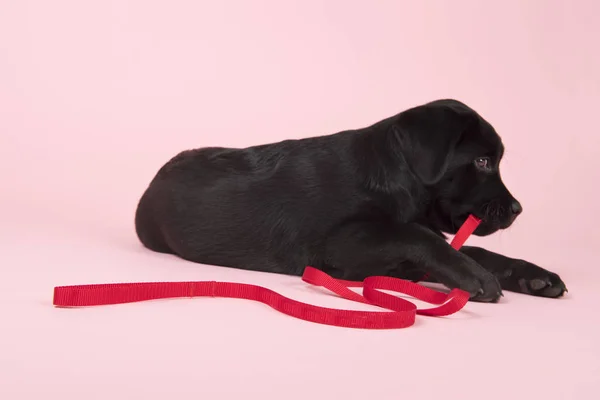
1,1,599,399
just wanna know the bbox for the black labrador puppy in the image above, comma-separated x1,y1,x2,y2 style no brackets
134,99,566,302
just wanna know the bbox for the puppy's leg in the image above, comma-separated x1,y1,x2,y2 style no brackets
322,222,502,302
460,246,567,298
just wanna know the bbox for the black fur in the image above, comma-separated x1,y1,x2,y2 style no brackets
134,99,567,302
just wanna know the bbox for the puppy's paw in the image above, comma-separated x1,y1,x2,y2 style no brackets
501,261,567,298
448,254,503,303
469,272,503,303
459,271,503,303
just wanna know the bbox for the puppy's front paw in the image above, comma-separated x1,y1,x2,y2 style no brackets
451,255,503,303
500,261,567,298
468,271,503,303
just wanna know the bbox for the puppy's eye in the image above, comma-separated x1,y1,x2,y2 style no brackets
474,157,492,171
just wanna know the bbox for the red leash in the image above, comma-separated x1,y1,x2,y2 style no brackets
53,215,481,329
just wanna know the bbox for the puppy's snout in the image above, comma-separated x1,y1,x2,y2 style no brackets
510,200,522,216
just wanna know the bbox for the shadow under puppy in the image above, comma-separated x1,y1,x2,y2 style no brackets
134,99,567,302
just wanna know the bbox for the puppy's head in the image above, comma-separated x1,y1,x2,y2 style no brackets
392,99,521,236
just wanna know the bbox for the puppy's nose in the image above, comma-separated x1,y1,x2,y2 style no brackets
510,200,523,215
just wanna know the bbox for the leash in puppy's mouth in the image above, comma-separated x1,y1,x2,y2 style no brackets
51,215,482,330
450,214,482,249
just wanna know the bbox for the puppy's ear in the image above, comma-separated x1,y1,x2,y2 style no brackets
392,99,476,185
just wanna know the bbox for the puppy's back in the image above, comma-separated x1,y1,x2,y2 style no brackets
134,145,279,254
133,133,360,271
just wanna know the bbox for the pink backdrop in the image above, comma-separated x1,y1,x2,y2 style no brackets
1,1,599,399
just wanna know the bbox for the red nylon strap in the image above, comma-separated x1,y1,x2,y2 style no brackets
52,215,482,329
450,214,481,250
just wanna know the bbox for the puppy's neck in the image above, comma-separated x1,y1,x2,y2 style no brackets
350,126,429,222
